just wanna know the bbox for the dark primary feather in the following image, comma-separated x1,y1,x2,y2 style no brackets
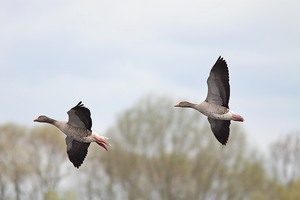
65,137,90,168
66,101,93,168
208,118,231,145
206,56,230,108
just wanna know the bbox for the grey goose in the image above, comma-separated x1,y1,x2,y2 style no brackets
34,101,110,168
175,56,244,145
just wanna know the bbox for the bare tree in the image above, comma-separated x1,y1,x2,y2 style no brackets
80,95,264,200
6,96,298,199
26,126,68,199
252,132,300,200
0,124,32,200
0,124,69,200
269,132,300,184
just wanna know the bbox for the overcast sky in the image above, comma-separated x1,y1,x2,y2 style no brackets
1,0,299,151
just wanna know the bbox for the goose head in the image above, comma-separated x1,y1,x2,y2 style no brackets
174,101,196,108
34,115,54,123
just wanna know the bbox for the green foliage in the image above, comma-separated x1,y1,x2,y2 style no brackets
44,190,60,200
62,190,79,200
43,189,79,200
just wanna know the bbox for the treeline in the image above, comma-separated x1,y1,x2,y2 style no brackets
1,96,300,200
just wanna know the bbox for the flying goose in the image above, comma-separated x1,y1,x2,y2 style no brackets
34,101,110,168
175,56,244,145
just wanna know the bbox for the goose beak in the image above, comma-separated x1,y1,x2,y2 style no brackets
174,104,180,107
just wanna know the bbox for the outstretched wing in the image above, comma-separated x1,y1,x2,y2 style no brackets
67,101,92,131
65,101,92,168
65,136,90,168
206,56,230,108
208,117,231,145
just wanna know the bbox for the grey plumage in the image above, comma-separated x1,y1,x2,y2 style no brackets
175,56,244,145
206,56,230,108
66,101,92,168
34,101,110,168
206,57,231,145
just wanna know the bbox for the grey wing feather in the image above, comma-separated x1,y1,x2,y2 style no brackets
67,109,87,129
67,101,92,131
206,56,230,108
65,136,90,168
207,117,230,145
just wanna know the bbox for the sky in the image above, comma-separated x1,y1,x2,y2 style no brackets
0,0,299,152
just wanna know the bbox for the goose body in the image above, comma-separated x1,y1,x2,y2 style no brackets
175,56,244,145
34,101,110,168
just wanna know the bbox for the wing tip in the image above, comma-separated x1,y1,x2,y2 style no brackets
72,161,83,168
219,138,228,145
216,56,226,64
73,101,89,110
69,153,86,168
76,101,84,107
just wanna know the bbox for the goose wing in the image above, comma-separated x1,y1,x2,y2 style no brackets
206,56,230,108
65,137,90,168
208,117,230,145
67,101,92,131
66,101,92,168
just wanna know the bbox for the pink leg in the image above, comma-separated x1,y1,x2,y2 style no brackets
92,133,110,151
232,114,245,122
